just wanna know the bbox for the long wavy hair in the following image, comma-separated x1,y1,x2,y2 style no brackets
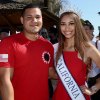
56,11,91,72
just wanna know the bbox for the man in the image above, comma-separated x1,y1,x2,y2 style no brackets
0,3,56,100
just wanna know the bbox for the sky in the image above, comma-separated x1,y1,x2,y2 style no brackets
62,0,100,36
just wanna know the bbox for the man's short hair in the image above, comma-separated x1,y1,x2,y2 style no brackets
21,3,42,16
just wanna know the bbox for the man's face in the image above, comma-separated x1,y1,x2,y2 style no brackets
21,8,43,34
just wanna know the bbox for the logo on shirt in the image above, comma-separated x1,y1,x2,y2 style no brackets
42,51,51,64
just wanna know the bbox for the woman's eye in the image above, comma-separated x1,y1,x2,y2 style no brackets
70,22,74,25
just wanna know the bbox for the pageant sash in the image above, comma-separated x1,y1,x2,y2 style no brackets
56,54,86,100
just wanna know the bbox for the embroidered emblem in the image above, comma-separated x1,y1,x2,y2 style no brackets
42,51,51,64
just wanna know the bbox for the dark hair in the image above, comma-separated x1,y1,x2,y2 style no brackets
21,3,42,16
83,20,94,30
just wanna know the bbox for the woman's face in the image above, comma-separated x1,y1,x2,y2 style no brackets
60,15,75,39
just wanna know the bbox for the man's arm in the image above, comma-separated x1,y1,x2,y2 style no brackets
0,67,14,100
49,67,58,79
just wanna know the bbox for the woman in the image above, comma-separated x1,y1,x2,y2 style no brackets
52,11,100,100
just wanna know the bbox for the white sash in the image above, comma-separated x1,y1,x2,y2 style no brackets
56,54,86,100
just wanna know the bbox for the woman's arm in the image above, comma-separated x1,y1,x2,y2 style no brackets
81,41,100,68
80,79,100,96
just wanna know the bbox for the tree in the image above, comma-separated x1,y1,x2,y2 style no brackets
13,0,69,16
13,0,45,3
48,0,69,16
12,0,32,3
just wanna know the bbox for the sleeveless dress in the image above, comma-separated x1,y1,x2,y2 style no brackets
52,51,90,100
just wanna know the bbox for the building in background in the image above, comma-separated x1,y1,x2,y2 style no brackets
0,0,59,35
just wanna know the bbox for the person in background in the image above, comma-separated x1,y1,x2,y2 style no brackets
83,20,94,40
0,3,57,100
49,26,58,44
39,27,50,40
52,11,100,100
82,20,100,100
0,31,9,41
